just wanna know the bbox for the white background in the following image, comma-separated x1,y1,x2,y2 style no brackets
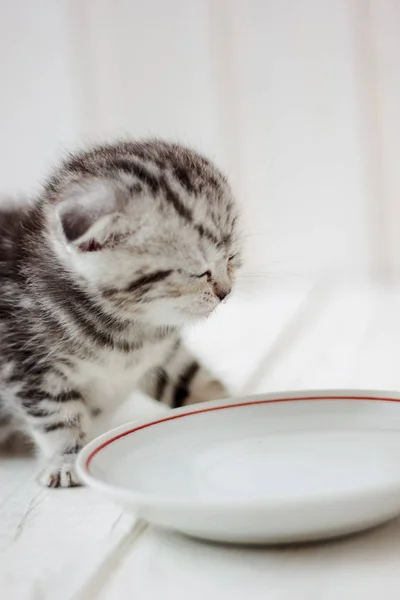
2,4,400,595
0,0,399,280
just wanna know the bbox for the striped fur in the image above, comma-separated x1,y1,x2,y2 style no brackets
0,140,241,487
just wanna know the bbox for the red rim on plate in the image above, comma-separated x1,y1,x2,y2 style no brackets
85,394,400,471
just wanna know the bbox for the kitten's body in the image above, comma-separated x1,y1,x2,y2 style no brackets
0,140,240,487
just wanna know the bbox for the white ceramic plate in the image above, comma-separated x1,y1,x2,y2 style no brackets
77,390,400,544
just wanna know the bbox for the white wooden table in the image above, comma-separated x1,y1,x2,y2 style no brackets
2,282,400,600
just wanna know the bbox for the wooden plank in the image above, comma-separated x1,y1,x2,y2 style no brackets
96,518,400,600
0,458,136,600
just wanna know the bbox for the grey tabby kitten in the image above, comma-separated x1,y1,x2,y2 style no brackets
0,140,241,488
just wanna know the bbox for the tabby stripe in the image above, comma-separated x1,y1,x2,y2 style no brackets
20,390,82,403
161,176,193,222
24,406,52,418
61,301,141,353
125,270,173,293
7,361,50,384
194,223,219,246
171,361,199,409
42,270,128,333
39,269,143,353
115,160,222,248
128,183,143,195
173,166,196,194
57,298,122,348
154,368,169,401
41,290,137,353
221,233,233,247
162,177,221,246
43,421,70,433
62,444,83,455
54,390,82,403
41,290,113,347
112,159,160,194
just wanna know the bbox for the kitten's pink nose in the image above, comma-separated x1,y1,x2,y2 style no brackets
213,284,231,301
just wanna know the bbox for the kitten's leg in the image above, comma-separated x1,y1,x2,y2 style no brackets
141,339,229,409
19,386,91,488
0,410,15,446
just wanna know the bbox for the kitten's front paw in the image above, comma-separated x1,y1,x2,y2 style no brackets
188,378,229,405
202,379,229,401
38,457,82,489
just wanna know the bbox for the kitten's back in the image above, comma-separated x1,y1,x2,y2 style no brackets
0,200,32,272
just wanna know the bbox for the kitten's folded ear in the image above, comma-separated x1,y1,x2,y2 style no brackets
56,178,127,252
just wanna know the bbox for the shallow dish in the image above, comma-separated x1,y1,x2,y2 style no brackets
77,390,400,544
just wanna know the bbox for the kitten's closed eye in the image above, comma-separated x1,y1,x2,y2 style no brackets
177,269,212,280
193,270,212,280
228,255,243,269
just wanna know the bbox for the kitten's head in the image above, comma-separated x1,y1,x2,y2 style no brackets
43,140,241,327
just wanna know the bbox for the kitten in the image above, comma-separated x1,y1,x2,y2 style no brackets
0,140,241,488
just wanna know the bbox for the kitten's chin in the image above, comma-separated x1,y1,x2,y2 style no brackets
144,310,209,328
185,305,217,320
142,301,217,328
176,299,219,323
